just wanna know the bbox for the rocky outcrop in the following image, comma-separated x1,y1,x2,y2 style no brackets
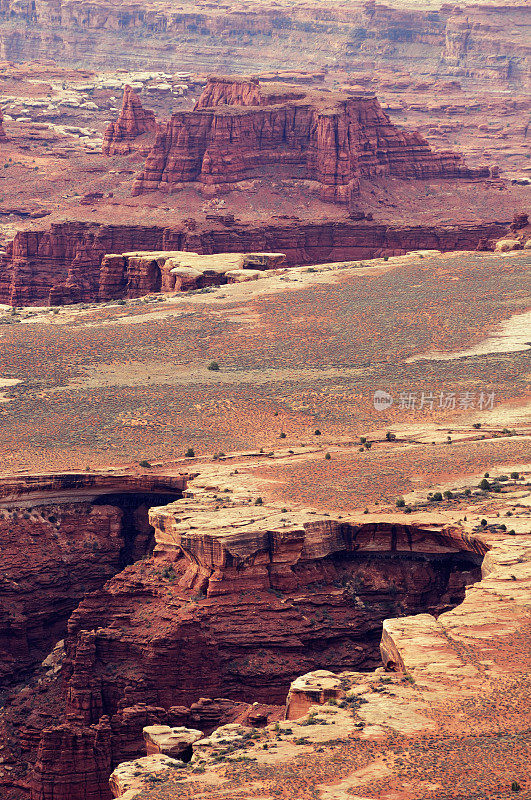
0,218,508,306
102,86,157,156
0,465,487,800
132,77,488,202
31,720,113,800
98,250,285,300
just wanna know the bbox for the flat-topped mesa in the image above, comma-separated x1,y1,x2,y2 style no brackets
0,107,7,141
132,76,489,202
102,85,157,156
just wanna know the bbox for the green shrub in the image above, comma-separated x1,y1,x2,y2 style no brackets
464,488,471,496
385,431,396,441
395,497,405,508
479,478,491,490
325,452,331,460
207,361,220,371
443,490,453,499
314,429,321,435
279,432,286,439
432,492,443,501
254,497,263,505
510,471,520,480
138,459,151,468
185,447,195,458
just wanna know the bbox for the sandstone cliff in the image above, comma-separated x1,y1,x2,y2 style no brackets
132,77,488,201
0,218,507,306
102,86,158,156
0,470,485,800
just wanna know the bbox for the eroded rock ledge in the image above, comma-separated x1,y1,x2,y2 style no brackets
0,466,495,800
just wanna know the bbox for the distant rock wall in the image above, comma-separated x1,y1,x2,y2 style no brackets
0,218,508,306
0,1,528,81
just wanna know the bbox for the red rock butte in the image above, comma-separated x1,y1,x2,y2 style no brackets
102,85,157,156
131,76,489,202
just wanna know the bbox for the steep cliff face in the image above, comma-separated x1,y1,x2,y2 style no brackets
0,468,488,800
132,77,487,201
0,218,507,306
0,473,187,687
0,223,167,306
102,86,158,156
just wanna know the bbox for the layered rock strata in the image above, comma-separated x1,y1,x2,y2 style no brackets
98,250,286,300
0,473,188,687
132,77,488,202
102,86,158,156
0,219,508,306
0,465,487,800
0,1,528,83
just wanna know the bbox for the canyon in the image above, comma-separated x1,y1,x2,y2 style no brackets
0,0,529,798
0,468,488,800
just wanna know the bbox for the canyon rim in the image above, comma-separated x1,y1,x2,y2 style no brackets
0,0,529,798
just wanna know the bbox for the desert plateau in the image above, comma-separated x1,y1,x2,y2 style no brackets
0,0,529,798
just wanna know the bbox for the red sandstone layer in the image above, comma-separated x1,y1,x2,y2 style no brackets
0,218,508,306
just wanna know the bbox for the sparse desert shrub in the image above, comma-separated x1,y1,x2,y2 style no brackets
325,452,331,460
254,497,263,506
138,460,151,468
161,565,176,582
314,429,321,435
185,447,195,458
479,478,491,490
207,361,220,371
443,490,454,499
464,488,471,496
385,431,396,441
279,432,286,439
395,497,405,508
432,492,443,501
510,472,520,480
